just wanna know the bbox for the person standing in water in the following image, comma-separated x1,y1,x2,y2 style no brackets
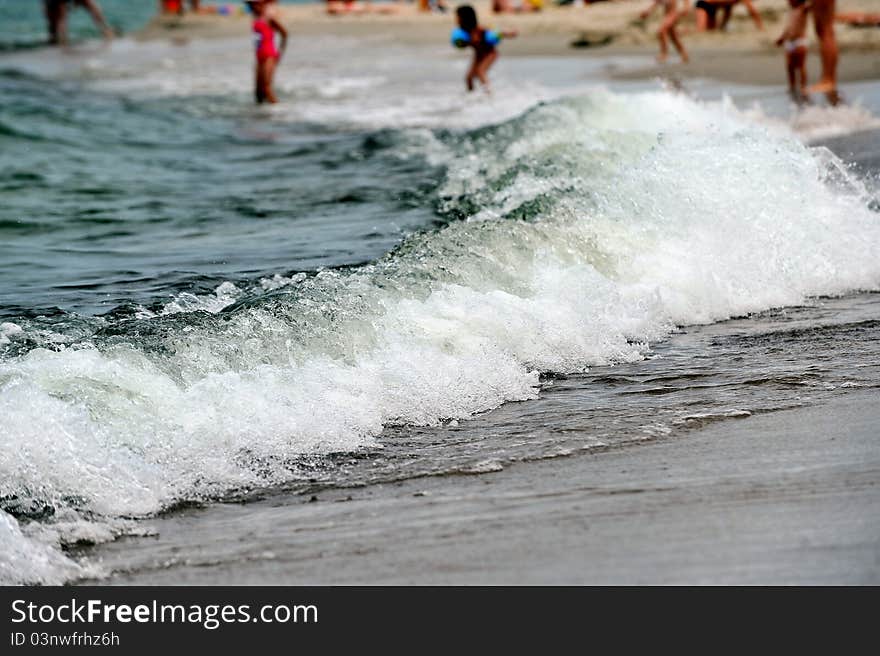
45,0,114,45
451,5,517,93
639,0,688,64
776,0,810,104
246,0,288,104
808,0,839,104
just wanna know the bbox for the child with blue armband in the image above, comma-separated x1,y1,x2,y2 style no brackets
451,5,517,92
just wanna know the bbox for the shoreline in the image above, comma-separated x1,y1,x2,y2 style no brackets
84,388,880,585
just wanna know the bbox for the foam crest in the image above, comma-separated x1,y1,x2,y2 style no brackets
0,510,85,586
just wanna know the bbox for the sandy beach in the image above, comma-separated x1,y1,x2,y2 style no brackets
141,0,880,85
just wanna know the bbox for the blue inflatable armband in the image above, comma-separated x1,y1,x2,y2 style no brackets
484,30,501,46
451,27,470,48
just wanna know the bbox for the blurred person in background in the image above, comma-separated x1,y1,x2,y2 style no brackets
45,0,114,45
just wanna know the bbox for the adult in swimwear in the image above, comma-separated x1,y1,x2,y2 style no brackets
693,0,762,32
45,0,114,45
693,0,721,30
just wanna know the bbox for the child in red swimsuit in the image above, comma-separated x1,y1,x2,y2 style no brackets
246,0,288,104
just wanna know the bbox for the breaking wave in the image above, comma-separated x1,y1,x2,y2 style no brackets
2,90,879,583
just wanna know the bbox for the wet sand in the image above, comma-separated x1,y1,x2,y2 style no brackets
87,389,879,585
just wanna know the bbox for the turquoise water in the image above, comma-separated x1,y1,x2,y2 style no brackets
0,68,440,315
0,0,154,48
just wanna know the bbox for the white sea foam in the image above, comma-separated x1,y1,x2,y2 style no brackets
0,322,23,346
259,272,308,291
739,100,880,142
2,90,879,583
133,277,310,319
0,510,85,586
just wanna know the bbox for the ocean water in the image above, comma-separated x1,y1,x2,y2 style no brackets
0,0,312,50
1,22,880,584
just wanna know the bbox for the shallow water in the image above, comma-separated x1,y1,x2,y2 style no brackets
0,0,313,50
1,28,879,584
0,0,153,50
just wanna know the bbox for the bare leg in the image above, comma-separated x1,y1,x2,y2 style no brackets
473,50,498,91
76,0,114,38
465,66,476,92
255,60,266,104
57,1,69,45
709,5,733,32
786,54,797,100
45,0,62,45
795,50,809,102
668,24,688,62
740,0,763,30
656,29,669,63
658,12,685,63
808,0,838,103
263,58,279,104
